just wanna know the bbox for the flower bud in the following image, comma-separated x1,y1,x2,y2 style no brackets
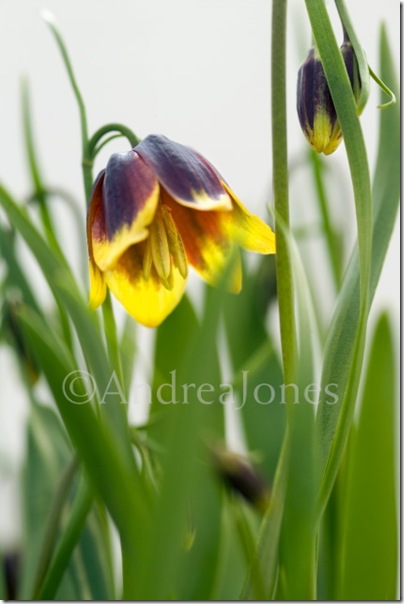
340,39,362,109
297,42,361,155
212,448,270,512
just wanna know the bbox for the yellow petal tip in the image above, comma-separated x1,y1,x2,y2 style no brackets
88,262,107,309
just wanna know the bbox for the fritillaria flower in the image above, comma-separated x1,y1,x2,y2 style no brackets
87,134,275,327
297,38,361,155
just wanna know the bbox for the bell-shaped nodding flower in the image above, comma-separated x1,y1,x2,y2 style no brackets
297,39,361,155
87,134,276,327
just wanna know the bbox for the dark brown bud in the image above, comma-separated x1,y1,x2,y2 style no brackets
212,448,270,512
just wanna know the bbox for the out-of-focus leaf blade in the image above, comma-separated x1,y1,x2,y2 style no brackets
337,313,398,599
211,501,248,600
20,404,72,599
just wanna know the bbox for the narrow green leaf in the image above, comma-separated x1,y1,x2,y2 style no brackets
316,22,400,516
74,507,115,600
211,503,248,600
37,480,93,600
31,457,78,598
0,224,41,315
119,315,137,396
338,313,398,599
20,404,72,599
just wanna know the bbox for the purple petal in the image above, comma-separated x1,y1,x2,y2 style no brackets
103,150,158,239
136,134,231,210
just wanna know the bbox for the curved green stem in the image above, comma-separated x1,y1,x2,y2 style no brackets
88,123,140,155
368,65,396,108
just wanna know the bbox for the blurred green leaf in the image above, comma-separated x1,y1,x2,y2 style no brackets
119,315,137,396
337,313,398,599
77,507,115,600
0,224,41,315
20,403,72,599
211,502,248,599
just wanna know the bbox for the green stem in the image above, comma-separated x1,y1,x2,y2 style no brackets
368,65,396,108
310,151,342,290
272,0,297,386
41,10,92,201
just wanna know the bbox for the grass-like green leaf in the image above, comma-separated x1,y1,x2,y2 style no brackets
336,312,398,599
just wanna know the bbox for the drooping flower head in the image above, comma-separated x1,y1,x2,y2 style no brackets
297,38,361,155
87,134,275,327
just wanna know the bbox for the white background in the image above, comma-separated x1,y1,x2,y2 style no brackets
0,1,400,548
